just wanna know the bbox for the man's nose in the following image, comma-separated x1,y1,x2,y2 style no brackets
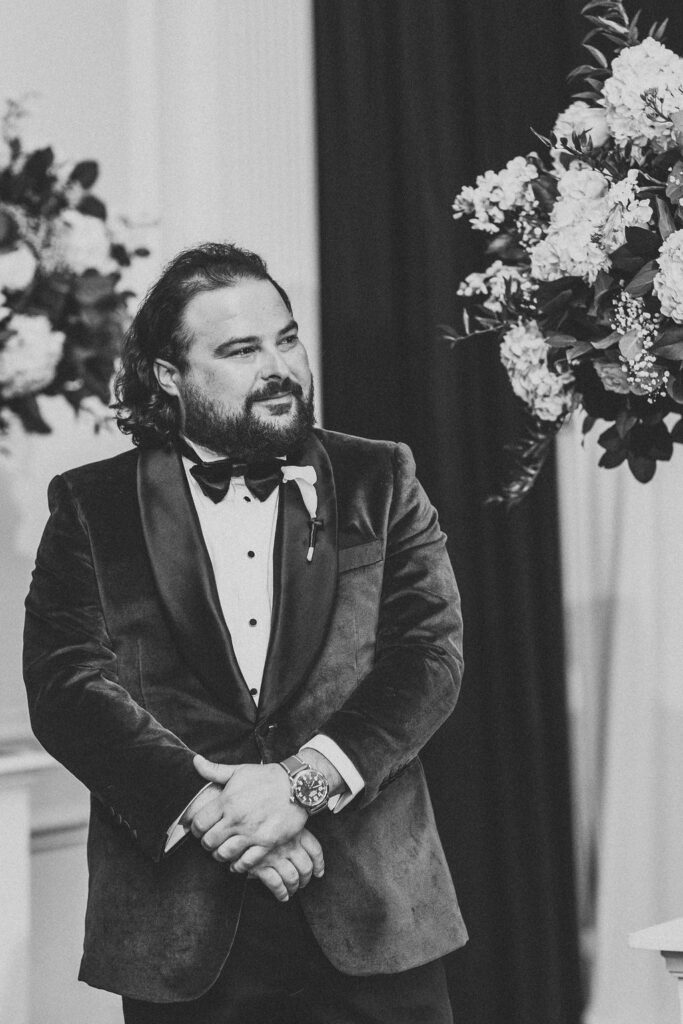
259,344,290,378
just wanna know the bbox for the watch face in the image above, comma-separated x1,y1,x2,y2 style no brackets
293,768,329,808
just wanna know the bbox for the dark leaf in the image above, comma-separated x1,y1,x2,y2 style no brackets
624,227,661,258
656,197,676,240
627,453,656,482
625,259,658,296
652,339,683,361
671,417,683,442
68,160,99,189
599,449,628,468
78,195,107,220
582,415,597,434
110,243,131,267
485,413,565,509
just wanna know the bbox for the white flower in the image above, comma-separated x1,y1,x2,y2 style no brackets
0,313,64,398
556,165,609,204
44,209,116,276
499,320,574,421
602,170,653,251
528,167,610,282
653,228,683,322
457,260,531,313
530,222,609,283
551,101,610,170
0,243,37,292
603,37,683,154
453,156,538,234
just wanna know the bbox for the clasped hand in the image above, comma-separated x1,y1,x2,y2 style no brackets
185,755,323,902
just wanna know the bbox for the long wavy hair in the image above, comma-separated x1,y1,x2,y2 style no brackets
114,242,292,449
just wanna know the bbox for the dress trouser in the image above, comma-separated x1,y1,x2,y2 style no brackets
122,878,454,1024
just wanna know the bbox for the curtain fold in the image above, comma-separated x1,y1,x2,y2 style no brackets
314,3,583,1022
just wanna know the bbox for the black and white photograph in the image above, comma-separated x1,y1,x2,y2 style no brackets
2,2,683,1022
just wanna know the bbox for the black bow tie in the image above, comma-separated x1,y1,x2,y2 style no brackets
178,440,284,503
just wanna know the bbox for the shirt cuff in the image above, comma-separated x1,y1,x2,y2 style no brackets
302,734,365,812
164,782,215,852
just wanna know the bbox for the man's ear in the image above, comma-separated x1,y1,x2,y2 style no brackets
154,358,181,398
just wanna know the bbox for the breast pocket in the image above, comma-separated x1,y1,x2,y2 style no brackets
338,537,384,574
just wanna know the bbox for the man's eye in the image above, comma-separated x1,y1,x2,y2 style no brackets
280,335,299,347
230,345,256,357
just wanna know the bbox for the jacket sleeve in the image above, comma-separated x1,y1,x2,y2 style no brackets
23,474,204,861
319,442,464,807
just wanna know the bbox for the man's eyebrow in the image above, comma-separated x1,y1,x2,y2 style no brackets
278,320,299,336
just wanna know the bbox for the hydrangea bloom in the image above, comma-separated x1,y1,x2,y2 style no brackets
0,314,65,398
0,244,37,292
529,167,610,283
602,170,653,251
452,156,538,233
603,37,683,154
457,260,531,313
551,100,610,170
44,209,116,276
499,320,574,421
653,229,683,323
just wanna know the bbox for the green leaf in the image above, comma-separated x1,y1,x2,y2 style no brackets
618,327,642,360
616,410,638,438
591,330,621,349
624,227,661,258
656,197,676,240
68,160,99,189
545,332,577,348
599,449,628,468
653,339,683,361
627,454,656,482
583,42,609,66
567,340,594,360
625,259,658,297
78,195,107,220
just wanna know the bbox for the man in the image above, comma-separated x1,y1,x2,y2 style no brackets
24,243,467,1024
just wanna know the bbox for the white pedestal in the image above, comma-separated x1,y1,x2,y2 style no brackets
0,739,54,1024
630,919,683,1024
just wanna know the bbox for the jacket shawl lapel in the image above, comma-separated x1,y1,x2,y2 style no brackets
258,431,338,718
137,445,257,723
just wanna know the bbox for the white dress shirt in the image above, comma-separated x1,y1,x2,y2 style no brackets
166,443,364,848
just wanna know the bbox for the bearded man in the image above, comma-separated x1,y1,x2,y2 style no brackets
23,242,467,1024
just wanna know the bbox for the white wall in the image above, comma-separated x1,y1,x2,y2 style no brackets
0,2,319,1020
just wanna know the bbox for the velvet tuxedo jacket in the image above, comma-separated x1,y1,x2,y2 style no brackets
23,427,467,1003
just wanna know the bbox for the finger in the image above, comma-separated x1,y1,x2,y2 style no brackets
193,755,238,785
189,800,223,839
286,850,314,889
200,819,240,852
230,846,269,874
269,858,301,894
210,835,251,863
252,866,290,902
299,830,325,878
231,844,272,874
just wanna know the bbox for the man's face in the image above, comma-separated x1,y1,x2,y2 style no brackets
157,278,314,458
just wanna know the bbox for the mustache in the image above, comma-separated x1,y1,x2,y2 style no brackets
247,378,305,406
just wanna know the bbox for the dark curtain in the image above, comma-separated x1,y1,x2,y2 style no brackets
313,3,589,1023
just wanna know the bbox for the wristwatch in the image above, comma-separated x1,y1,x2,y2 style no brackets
279,754,330,815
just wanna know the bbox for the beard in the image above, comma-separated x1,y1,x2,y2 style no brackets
180,376,316,459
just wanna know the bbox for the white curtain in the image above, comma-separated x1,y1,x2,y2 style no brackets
558,419,683,1024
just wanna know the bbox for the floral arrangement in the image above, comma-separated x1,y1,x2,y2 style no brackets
0,101,148,436
449,1,683,505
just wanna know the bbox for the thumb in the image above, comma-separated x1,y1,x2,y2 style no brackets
193,754,238,785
